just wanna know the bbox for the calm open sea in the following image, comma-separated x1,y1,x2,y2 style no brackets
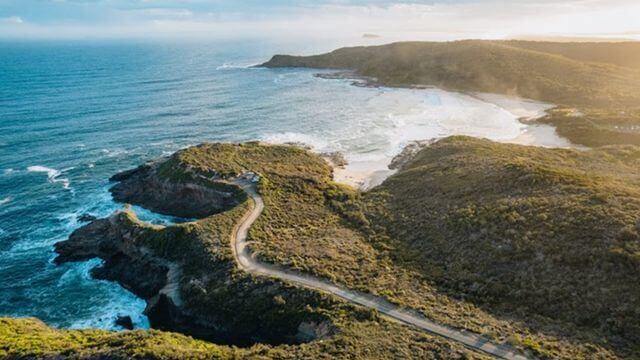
0,40,567,330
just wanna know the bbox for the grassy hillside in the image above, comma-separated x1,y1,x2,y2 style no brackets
0,318,234,360
1,317,479,359
503,40,640,69
159,142,634,359
262,40,640,107
8,141,640,358
361,136,640,358
537,107,640,147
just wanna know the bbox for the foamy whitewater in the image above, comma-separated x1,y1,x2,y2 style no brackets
0,40,574,331
262,87,566,188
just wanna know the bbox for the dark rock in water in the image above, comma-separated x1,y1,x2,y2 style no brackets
109,163,244,219
91,252,169,299
77,214,97,223
54,212,170,300
54,218,115,264
115,315,134,330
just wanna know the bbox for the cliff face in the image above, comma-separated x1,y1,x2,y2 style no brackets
53,149,336,347
109,163,243,219
54,210,191,337
55,213,170,300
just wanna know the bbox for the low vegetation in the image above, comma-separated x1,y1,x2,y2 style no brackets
537,107,640,147
502,41,640,70
6,139,640,358
361,136,640,358
0,317,233,360
154,142,638,358
1,316,486,359
262,40,640,108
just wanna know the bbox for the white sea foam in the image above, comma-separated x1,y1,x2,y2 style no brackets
57,189,119,232
9,235,62,253
27,165,60,178
61,259,150,330
472,92,555,120
27,165,73,189
68,304,150,331
260,132,331,151
0,197,12,205
216,62,259,70
101,148,128,158
260,86,573,189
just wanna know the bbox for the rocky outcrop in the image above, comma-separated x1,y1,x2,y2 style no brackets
53,212,221,341
54,209,335,347
54,212,171,304
77,214,97,223
115,315,134,330
109,163,243,219
389,139,438,170
54,151,335,348
295,321,334,342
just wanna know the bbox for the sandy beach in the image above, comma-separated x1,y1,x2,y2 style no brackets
329,91,576,190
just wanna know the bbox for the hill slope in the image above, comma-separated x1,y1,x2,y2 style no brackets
503,40,640,70
6,141,640,358
262,40,640,107
362,136,640,357
538,107,640,147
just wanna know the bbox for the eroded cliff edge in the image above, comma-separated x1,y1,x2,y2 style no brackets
54,147,336,346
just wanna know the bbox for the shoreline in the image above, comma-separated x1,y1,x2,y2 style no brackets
314,71,578,190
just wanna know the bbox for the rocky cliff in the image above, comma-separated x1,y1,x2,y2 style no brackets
109,162,243,219
54,151,336,346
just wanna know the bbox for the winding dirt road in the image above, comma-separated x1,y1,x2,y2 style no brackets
230,181,531,360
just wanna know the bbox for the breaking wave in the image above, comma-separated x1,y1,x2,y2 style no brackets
27,165,73,190
260,132,331,151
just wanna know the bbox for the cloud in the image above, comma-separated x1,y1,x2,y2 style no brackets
117,7,194,20
0,1,638,41
0,16,24,24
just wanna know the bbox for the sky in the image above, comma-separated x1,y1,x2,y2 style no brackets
1,0,639,41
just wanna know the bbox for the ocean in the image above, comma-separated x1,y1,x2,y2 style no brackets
0,40,570,330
